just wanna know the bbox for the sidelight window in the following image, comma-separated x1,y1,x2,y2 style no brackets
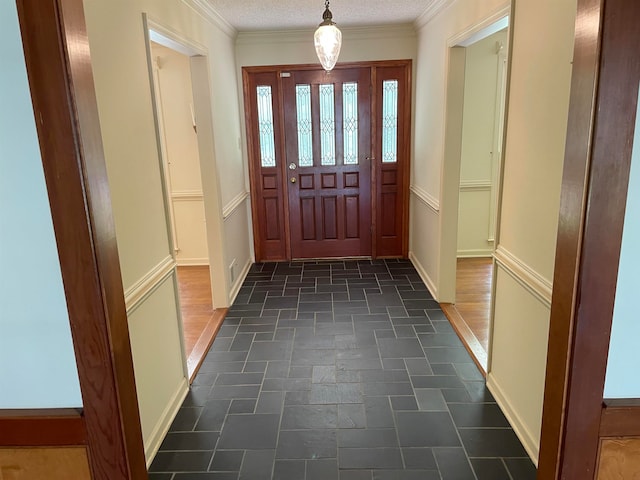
256,86,276,167
319,84,336,166
295,84,313,167
382,80,398,163
343,82,359,165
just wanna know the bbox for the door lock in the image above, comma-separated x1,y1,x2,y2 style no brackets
289,163,297,170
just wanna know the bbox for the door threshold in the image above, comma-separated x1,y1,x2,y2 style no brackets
440,303,488,375
186,308,228,383
290,256,372,261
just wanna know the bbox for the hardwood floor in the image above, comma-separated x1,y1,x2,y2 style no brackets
441,257,493,374
176,265,227,382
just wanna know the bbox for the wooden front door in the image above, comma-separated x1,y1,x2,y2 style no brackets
282,68,372,258
244,61,411,261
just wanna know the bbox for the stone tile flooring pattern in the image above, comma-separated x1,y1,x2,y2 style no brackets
149,259,536,480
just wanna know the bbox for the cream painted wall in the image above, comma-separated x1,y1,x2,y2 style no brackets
457,30,507,257
457,190,492,255
127,276,186,460
412,0,576,462
236,26,417,67
488,0,577,463
151,42,209,265
497,3,575,282
489,267,552,460
411,0,508,301
82,0,252,462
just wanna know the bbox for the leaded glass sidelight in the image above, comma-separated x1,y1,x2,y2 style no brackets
296,85,313,167
319,84,336,166
256,86,276,167
382,80,399,163
343,82,359,165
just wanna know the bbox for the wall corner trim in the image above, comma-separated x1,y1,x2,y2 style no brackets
414,0,456,29
487,373,540,465
410,185,440,213
223,191,250,220
124,255,176,314
409,251,439,300
228,258,252,305
180,0,237,38
494,245,553,308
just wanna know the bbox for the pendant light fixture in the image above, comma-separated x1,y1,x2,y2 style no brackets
314,0,342,72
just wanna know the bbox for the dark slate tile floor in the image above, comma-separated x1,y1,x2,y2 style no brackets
149,259,536,480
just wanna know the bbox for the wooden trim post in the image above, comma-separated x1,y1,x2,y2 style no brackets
16,0,148,478
538,0,640,477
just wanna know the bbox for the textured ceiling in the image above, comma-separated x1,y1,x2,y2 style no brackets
205,0,436,31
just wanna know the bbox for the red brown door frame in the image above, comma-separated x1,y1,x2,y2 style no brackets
537,0,640,477
15,0,147,478
243,60,411,262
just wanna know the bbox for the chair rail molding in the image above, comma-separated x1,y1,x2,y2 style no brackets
494,245,553,308
223,191,250,220
411,184,440,213
459,180,492,192
171,190,204,201
124,255,176,314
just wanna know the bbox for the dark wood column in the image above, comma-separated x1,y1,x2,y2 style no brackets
15,0,148,478
538,0,640,478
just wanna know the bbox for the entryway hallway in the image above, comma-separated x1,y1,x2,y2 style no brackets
149,259,535,479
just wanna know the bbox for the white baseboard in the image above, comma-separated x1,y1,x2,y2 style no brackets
409,251,438,300
457,249,493,258
176,257,210,266
144,377,189,467
486,373,540,466
229,258,252,305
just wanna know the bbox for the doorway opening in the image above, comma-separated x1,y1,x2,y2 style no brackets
143,19,228,381
440,15,510,374
243,61,411,261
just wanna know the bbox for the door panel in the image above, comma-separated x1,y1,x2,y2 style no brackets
243,71,288,260
374,65,411,257
244,62,411,262
283,68,372,259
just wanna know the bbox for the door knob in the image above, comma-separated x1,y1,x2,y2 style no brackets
290,177,297,183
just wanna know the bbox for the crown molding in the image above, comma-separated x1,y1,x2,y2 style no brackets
236,23,416,45
414,0,456,29
181,0,237,38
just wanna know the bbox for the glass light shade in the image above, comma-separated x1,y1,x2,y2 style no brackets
314,24,342,71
